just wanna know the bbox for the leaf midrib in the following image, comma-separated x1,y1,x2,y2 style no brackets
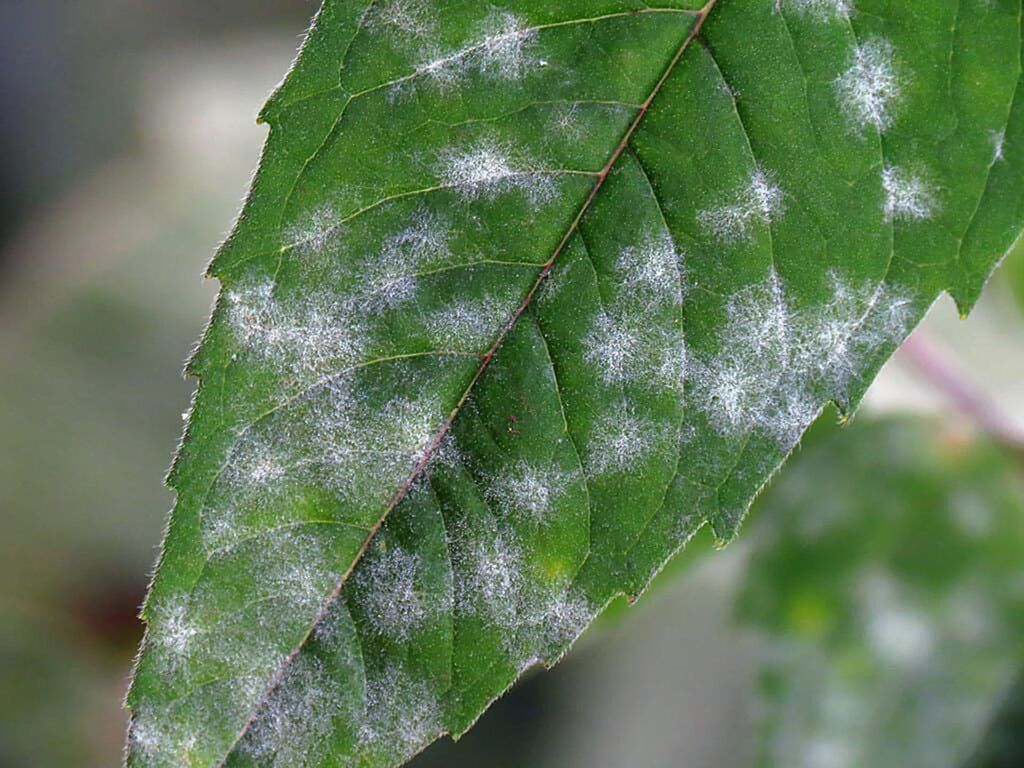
215,2,718,762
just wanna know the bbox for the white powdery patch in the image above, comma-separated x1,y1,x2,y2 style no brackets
834,38,901,134
582,230,686,392
450,522,594,664
241,655,356,768
227,434,290,489
881,165,938,222
366,0,437,41
525,590,594,662
275,559,332,612
409,9,539,91
283,204,341,257
202,429,309,552
484,461,577,522
354,207,453,315
551,103,584,141
779,0,854,21
586,402,674,477
437,138,556,202
129,711,198,766
353,546,434,641
583,308,685,392
425,292,517,350
990,128,1007,163
358,664,442,760
455,528,523,629
614,230,686,309
697,167,786,243
152,600,200,662
203,371,448,552
303,384,447,505
690,270,917,449
226,281,368,379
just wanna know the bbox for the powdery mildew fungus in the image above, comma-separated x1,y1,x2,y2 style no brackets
357,663,442,761
990,128,1007,164
408,9,539,92
425,292,519,350
586,402,674,477
834,38,901,134
583,230,686,392
535,260,575,305
353,207,454,315
154,601,200,662
453,527,522,628
367,0,437,42
551,103,584,140
583,309,685,392
614,231,686,310
484,460,577,522
697,167,786,243
241,655,357,768
226,282,368,380
881,165,938,222
437,138,557,203
690,271,917,449
779,0,854,21
283,204,341,258
199,379,447,556
130,710,198,767
449,521,593,667
229,209,457,383
353,545,438,641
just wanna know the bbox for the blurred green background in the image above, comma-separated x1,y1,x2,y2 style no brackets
1,3,1023,767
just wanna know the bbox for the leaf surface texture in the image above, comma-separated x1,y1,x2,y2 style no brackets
126,1,1024,765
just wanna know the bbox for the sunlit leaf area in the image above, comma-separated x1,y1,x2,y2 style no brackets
0,3,1022,767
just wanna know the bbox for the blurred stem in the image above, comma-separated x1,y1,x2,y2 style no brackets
898,331,1024,452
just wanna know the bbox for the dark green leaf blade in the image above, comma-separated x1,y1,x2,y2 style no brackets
125,1,1024,766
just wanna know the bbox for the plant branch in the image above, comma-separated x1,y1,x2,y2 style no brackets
897,330,1024,451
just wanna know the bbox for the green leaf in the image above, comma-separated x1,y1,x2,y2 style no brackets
125,1,1024,765
738,418,1024,768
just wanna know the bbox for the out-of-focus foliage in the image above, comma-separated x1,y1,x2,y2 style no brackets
964,672,1024,768
739,417,1024,768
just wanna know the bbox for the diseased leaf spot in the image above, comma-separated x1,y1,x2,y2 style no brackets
778,0,854,21
367,0,437,42
834,38,902,134
357,663,443,760
398,8,539,96
425,291,519,350
690,271,918,449
241,655,358,768
353,545,436,641
449,520,593,667
226,282,368,382
614,230,686,310
881,165,938,222
437,138,557,202
484,460,578,522
990,128,1007,164
155,601,201,661
697,167,786,243
584,309,685,392
586,401,675,477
